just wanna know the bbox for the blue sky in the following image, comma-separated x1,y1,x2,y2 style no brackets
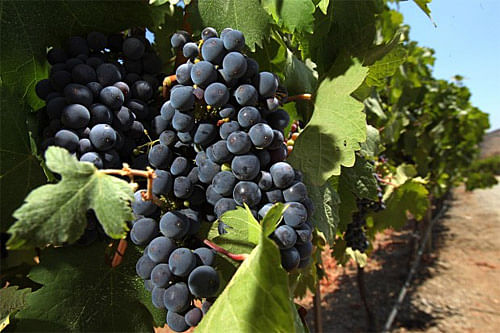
394,0,500,131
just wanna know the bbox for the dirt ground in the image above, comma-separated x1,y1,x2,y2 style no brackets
299,180,500,333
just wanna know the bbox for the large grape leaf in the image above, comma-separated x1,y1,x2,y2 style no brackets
306,179,339,244
13,243,163,332
288,59,369,185
0,286,31,331
261,0,316,33
368,180,429,231
190,0,272,50
365,46,408,87
197,204,305,332
0,88,47,232
7,147,135,250
360,125,383,157
339,156,378,201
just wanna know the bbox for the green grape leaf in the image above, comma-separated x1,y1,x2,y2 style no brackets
208,206,261,255
191,0,272,50
283,49,318,95
0,88,47,232
0,286,31,331
317,0,330,15
365,46,408,87
413,0,435,23
360,125,383,157
339,157,378,201
197,209,305,333
262,0,316,33
7,147,134,250
14,243,163,332
288,59,369,185
345,248,368,268
260,203,286,237
336,179,358,233
369,180,430,231
307,180,339,244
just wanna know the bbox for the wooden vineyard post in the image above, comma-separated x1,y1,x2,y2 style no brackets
313,282,323,333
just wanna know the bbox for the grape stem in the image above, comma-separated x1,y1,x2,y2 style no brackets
285,93,313,103
111,239,128,268
203,239,248,261
375,173,399,187
162,74,177,98
100,165,156,200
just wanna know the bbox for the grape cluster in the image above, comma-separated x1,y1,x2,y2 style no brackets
35,31,163,169
344,175,385,252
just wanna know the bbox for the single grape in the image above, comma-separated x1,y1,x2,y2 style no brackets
136,254,156,279
268,130,284,149
201,300,213,314
244,58,259,79
222,30,245,51
61,104,90,129
144,279,154,292
212,171,237,196
234,84,258,106
256,149,271,169
131,80,153,101
270,162,295,188
87,31,107,51
237,106,261,128
196,152,220,183
168,248,197,277
130,217,159,246
65,58,84,71
194,123,217,146
283,182,308,202
183,42,199,59
64,83,93,107
127,121,145,139
202,27,218,40
295,241,313,259
188,265,220,298
86,82,103,99
201,37,225,65
89,124,116,151
226,131,252,155
231,154,260,180
248,123,274,148
206,185,223,206
219,121,240,139
233,181,262,207
47,47,67,65
193,248,216,266
258,72,278,98
187,167,199,185
113,81,130,100
151,115,169,136
170,157,189,176
173,176,193,199
280,247,300,271
266,109,290,130
148,144,172,169
132,190,158,217
171,31,190,49
214,198,237,218
269,143,288,164
50,70,72,91
80,152,103,168
68,36,89,57
100,86,124,110
222,52,247,79
148,236,177,263
185,307,203,327
159,211,189,240
219,105,235,118
170,86,195,111
78,138,93,155
71,64,96,85
151,286,166,309
35,79,52,99
175,62,193,85
177,131,194,144
54,129,79,152
96,63,122,86
204,82,229,107
152,170,173,196
283,202,308,227
151,264,173,288
190,61,217,87
208,140,232,164
295,224,313,244
266,189,284,203
273,225,297,249
160,130,177,146
166,311,189,333
172,110,194,132
164,282,191,313
113,106,134,131
257,171,273,190
46,96,67,119
123,37,145,60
